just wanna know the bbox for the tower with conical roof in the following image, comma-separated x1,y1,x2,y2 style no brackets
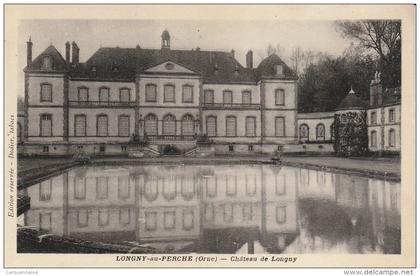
333,87,369,157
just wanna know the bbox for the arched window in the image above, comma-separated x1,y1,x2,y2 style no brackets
40,83,52,102
96,114,108,137
99,87,109,103
144,114,158,136
299,124,309,142
226,116,237,137
242,90,252,104
206,116,217,137
389,129,396,147
371,130,377,147
40,113,52,137
181,114,194,136
316,124,325,141
162,114,176,136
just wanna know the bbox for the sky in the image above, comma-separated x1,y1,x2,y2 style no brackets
17,19,351,97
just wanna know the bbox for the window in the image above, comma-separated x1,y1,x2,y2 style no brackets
97,115,108,136
99,87,109,103
162,114,176,135
276,65,284,76
248,145,254,151
316,124,325,141
182,210,194,230
74,115,86,137
40,83,52,102
206,116,217,137
42,56,52,70
118,115,130,137
39,213,52,231
275,89,285,105
223,204,233,223
98,208,109,227
164,84,175,103
43,146,49,153
181,114,194,136
182,85,193,103
77,210,89,228
204,90,214,104
119,88,130,103
299,124,309,142
164,211,176,230
228,144,234,152
226,175,237,196
78,87,89,102
145,212,157,231
389,109,395,123
223,90,233,105
275,117,285,137
276,206,286,224
121,145,127,152
40,114,52,137
96,176,108,200
74,177,86,200
275,174,286,195
119,208,131,225
144,114,158,136
242,91,251,104
145,84,157,102
371,131,377,147
205,178,217,197
371,111,377,125
330,124,335,140
100,144,106,152
389,129,396,147
39,180,52,201
242,204,253,221
226,116,237,137
245,116,256,137
17,123,21,143
118,176,130,199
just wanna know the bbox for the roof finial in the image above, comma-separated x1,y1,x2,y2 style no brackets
349,86,355,94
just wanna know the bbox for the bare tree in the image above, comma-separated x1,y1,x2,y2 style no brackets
335,20,401,63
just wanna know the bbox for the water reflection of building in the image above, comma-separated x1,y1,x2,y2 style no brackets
21,165,400,254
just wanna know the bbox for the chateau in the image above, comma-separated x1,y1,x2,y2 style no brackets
18,30,400,156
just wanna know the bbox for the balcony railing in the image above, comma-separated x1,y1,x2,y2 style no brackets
69,101,137,107
201,103,261,110
144,135,196,141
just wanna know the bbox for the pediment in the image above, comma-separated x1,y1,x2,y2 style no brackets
144,60,198,74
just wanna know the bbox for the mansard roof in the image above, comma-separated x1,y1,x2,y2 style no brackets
257,54,298,80
68,47,296,83
24,45,68,72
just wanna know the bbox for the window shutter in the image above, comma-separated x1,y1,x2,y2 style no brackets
118,116,130,136
226,116,236,137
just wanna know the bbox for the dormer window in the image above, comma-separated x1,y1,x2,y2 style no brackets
42,56,52,70
91,66,97,72
276,65,283,76
112,66,119,73
214,64,219,75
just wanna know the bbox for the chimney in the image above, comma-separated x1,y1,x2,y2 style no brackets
65,41,70,64
230,49,235,58
26,36,33,67
246,50,253,69
370,71,383,106
71,41,79,64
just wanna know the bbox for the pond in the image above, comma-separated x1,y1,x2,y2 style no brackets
18,164,400,254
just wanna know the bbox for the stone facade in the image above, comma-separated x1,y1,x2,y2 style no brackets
20,31,298,156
